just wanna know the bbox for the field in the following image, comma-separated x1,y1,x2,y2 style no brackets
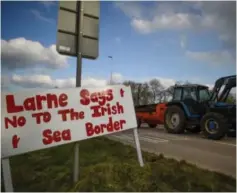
2,137,236,192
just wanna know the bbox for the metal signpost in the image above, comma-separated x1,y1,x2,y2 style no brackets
2,158,14,192
1,1,144,192
56,1,100,183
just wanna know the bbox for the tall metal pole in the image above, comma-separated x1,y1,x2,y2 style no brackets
73,1,84,183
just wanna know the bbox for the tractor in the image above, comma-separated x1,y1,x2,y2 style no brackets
164,75,236,140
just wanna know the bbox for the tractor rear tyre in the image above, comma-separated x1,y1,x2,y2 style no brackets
200,112,228,140
148,124,157,128
227,130,236,138
164,106,186,134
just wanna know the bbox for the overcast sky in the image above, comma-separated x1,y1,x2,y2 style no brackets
1,1,236,91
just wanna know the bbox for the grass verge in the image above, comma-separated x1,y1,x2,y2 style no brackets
2,137,236,192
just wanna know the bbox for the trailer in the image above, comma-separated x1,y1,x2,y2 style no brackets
135,103,167,128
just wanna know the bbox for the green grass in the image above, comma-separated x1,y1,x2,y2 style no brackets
2,137,236,192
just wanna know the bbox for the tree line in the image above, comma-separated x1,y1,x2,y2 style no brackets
117,78,236,105
122,79,171,106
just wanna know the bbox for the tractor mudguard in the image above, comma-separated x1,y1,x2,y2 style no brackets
167,102,200,118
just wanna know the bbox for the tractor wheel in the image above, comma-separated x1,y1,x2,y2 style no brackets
164,106,186,134
148,124,157,128
227,130,236,138
200,112,228,140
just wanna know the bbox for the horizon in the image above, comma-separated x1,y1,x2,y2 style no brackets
1,1,236,92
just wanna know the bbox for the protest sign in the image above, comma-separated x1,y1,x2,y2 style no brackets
1,85,138,158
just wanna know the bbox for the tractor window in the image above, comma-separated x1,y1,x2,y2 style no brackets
182,87,197,101
173,88,182,101
199,89,210,102
225,88,236,104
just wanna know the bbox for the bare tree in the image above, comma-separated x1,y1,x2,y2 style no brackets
149,78,164,103
160,86,174,102
123,81,138,105
139,82,153,105
123,81,154,106
123,81,144,106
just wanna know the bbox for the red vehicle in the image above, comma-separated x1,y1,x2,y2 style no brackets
135,103,167,128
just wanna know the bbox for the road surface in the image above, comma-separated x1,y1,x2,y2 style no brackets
107,125,236,178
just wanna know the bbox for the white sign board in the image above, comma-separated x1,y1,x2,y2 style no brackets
1,85,137,158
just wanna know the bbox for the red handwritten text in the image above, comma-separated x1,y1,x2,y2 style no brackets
42,129,71,145
32,112,51,124
5,116,26,129
120,88,125,97
80,89,113,106
58,109,85,121
91,102,124,118
86,116,126,137
6,93,68,113
12,135,20,148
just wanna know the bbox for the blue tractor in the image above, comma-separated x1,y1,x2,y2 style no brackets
164,75,236,140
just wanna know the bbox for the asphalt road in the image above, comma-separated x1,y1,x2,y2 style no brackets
107,125,236,178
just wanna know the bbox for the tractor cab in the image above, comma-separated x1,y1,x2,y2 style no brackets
170,84,211,120
171,75,236,106
164,75,236,140
172,84,210,103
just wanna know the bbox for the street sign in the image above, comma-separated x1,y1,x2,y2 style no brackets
1,85,144,192
56,1,101,184
56,1,99,59
1,85,138,158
